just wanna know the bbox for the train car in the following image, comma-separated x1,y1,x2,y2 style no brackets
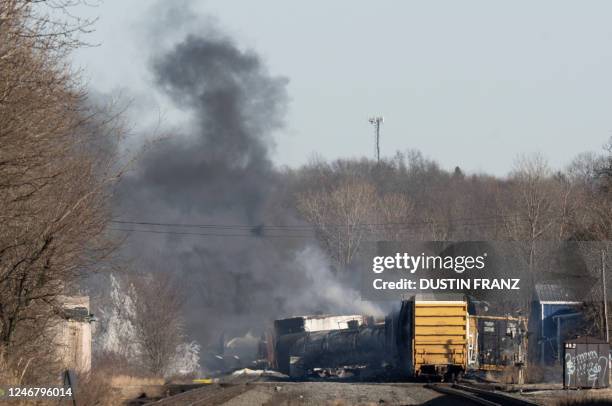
408,299,468,379
271,297,468,380
276,323,393,377
468,315,528,372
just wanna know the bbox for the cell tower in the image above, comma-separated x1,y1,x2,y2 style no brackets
368,116,384,162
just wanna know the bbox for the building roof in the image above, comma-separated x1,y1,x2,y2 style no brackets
63,306,93,322
535,282,582,303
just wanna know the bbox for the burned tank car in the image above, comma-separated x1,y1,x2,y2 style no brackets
272,298,468,380
272,307,411,378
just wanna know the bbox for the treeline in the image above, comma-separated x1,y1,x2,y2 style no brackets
284,149,611,338
284,148,612,270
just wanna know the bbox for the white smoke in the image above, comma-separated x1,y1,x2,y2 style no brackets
287,246,384,318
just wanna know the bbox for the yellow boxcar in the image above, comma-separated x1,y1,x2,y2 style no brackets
412,299,468,379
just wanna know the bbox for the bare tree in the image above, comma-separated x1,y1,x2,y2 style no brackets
296,175,418,269
126,272,186,376
581,139,612,240
375,193,414,241
498,154,571,273
0,0,121,382
297,180,378,270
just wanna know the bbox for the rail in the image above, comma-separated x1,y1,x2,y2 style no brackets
146,383,252,406
427,383,539,406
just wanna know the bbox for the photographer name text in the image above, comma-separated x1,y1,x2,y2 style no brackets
371,252,521,291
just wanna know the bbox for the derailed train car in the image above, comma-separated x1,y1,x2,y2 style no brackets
270,298,468,380
468,315,528,371
274,322,393,377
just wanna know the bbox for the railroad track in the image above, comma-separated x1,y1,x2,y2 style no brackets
147,381,540,406
427,383,540,406
145,382,252,406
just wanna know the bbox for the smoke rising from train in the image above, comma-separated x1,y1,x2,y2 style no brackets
114,5,380,356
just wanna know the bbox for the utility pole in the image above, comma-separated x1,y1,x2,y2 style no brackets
602,249,609,343
368,116,383,162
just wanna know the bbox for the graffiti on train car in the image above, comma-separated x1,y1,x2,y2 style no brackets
564,350,608,388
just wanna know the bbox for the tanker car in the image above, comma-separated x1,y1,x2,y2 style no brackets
270,297,468,380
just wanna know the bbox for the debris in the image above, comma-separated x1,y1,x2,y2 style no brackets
232,368,263,376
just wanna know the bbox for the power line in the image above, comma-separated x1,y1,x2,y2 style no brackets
109,228,314,239
110,220,313,230
109,213,567,239
110,213,563,230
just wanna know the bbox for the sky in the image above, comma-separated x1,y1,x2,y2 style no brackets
70,0,612,176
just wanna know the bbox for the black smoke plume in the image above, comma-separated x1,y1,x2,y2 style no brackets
113,20,379,364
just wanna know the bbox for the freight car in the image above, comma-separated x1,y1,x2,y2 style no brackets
270,297,468,380
468,315,528,371
409,299,468,379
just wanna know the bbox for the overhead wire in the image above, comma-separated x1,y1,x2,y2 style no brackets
109,213,568,239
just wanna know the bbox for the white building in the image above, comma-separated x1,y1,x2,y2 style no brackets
56,296,93,372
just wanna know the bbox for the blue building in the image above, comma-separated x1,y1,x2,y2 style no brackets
531,282,585,365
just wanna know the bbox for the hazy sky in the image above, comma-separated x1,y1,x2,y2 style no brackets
71,0,612,175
